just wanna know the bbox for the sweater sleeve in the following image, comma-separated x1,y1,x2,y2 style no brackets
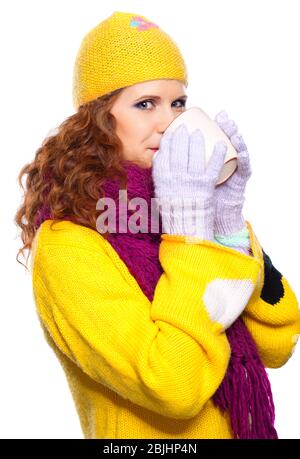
213,223,252,256
241,221,300,368
31,222,262,420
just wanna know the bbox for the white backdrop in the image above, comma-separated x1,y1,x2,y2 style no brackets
1,0,299,439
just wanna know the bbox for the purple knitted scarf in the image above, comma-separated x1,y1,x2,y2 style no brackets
34,161,278,439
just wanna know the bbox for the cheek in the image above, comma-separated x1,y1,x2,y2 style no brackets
128,116,147,132
122,125,146,145
115,111,152,148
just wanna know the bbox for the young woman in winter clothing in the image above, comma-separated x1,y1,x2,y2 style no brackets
15,12,300,439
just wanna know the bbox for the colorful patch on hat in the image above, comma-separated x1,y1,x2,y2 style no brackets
129,16,159,31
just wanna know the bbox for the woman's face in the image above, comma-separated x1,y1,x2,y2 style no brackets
109,79,188,168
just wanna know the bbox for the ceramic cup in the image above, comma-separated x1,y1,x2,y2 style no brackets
154,107,237,185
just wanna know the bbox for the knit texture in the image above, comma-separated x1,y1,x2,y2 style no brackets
72,11,188,110
213,109,252,236
214,225,252,255
101,162,278,439
31,165,300,438
215,225,251,247
152,125,227,241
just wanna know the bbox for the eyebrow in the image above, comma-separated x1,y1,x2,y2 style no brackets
133,94,188,102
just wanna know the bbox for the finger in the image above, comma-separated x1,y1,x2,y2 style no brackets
236,150,252,179
206,141,227,182
214,110,229,124
187,129,206,176
220,119,239,138
153,131,172,171
215,115,238,137
169,124,189,173
230,132,248,153
215,110,240,138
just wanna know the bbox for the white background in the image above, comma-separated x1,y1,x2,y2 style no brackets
1,0,299,439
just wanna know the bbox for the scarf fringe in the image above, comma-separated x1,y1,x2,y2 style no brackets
213,318,278,439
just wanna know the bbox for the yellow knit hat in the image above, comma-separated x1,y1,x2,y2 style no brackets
72,11,188,110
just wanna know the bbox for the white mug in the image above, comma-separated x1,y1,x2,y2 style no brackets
154,107,237,185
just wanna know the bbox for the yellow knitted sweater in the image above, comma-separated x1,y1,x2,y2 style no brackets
30,219,300,439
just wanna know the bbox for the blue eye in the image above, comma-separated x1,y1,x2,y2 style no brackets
134,99,187,110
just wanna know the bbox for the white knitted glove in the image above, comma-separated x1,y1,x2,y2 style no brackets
152,124,227,240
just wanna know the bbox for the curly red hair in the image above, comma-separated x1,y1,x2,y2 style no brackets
14,88,129,270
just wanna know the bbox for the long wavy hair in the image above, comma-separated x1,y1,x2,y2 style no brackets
14,87,129,270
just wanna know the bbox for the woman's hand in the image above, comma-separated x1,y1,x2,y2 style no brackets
152,124,227,240
213,110,252,236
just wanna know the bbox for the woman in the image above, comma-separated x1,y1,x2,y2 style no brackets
15,11,300,439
